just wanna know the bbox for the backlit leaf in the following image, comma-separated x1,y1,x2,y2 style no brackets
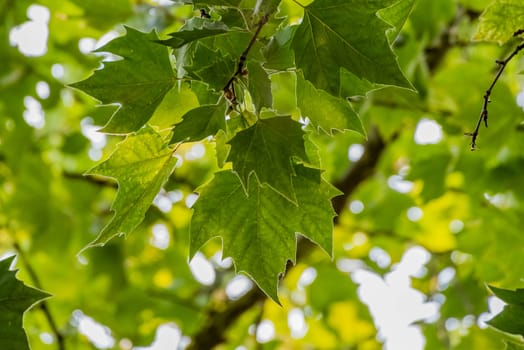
171,102,228,143
296,73,365,135
227,115,310,202
292,0,411,95
247,61,272,111
189,165,340,302
83,127,178,249
71,27,176,134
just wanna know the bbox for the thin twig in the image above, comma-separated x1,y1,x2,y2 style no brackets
465,40,524,150
13,241,66,350
223,14,269,105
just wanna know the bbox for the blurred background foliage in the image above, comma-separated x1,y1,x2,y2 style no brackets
1,0,524,349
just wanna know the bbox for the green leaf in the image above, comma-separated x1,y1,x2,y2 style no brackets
506,341,524,350
71,27,176,134
0,255,50,350
487,285,524,337
474,0,524,44
490,286,524,306
263,26,296,71
83,127,178,249
68,0,132,29
185,43,237,91
379,0,417,41
291,0,411,95
158,18,229,49
296,73,365,135
247,61,272,111
189,166,339,302
171,102,227,143
227,115,310,202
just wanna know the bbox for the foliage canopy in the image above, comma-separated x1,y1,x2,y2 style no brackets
1,0,524,349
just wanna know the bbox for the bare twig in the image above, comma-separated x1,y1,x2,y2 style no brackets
13,241,66,350
465,40,524,150
223,14,269,106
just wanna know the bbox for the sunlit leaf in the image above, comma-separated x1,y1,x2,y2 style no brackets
474,0,524,44
83,127,178,249
71,27,176,133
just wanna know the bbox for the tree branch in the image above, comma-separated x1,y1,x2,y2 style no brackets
223,14,269,105
424,7,480,73
187,126,391,350
13,241,66,350
332,126,389,223
465,40,524,150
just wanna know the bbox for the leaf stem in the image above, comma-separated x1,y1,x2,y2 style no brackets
13,240,66,350
465,40,524,150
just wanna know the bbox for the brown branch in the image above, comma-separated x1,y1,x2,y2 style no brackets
424,7,480,73
13,241,66,350
332,126,388,223
465,40,524,150
186,126,391,350
223,14,269,105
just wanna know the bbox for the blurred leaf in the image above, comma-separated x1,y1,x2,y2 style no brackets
474,0,524,44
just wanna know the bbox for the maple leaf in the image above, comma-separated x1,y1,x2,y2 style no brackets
227,115,309,202
0,256,50,350
83,127,178,249
292,0,411,95
247,61,272,111
71,27,176,134
184,43,237,91
190,166,340,302
296,73,365,135
171,102,227,143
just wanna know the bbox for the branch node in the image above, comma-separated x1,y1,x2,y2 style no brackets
222,14,269,106
513,29,524,37
466,41,524,149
